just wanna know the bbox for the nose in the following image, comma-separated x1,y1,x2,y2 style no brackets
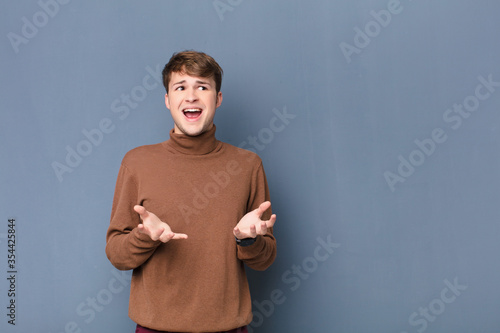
185,87,198,102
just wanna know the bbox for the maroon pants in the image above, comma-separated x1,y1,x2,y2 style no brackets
135,324,248,333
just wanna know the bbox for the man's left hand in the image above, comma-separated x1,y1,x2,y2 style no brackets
233,201,276,239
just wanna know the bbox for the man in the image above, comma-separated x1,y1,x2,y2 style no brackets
105,51,277,333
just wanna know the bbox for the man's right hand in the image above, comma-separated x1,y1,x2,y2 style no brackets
134,205,188,243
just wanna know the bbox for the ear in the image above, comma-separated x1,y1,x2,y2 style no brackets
216,91,223,108
165,93,170,109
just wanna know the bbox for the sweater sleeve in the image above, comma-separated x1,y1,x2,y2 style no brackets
105,163,162,271
237,162,277,271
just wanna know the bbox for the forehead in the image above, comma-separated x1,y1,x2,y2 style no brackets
169,71,215,86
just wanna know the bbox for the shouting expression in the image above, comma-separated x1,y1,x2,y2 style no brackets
165,71,222,136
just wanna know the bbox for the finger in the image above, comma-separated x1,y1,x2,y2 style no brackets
171,233,188,240
256,201,271,217
159,231,174,243
159,232,188,242
137,221,165,242
249,224,257,238
133,205,149,219
148,226,164,241
265,214,277,228
234,227,249,239
137,223,152,234
259,221,268,235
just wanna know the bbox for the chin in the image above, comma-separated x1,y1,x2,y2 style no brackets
185,130,204,137
175,119,213,136
177,126,202,137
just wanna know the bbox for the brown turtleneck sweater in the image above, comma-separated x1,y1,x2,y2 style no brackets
105,126,276,332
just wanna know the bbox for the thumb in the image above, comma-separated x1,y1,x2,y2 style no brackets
256,201,271,217
134,205,149,219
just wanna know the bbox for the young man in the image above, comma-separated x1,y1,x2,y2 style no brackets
105,51,277,333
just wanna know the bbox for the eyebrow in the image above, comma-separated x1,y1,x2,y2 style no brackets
172,80,212,87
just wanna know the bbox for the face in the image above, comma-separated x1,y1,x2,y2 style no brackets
165,71,222,136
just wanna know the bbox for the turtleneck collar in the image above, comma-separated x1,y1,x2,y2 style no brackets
164,125,221,155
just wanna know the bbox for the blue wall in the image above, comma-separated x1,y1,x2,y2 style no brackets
1,1,500,332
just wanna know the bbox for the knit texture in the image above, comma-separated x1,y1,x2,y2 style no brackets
106,126,276,332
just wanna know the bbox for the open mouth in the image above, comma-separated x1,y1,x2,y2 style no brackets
183,108,202,121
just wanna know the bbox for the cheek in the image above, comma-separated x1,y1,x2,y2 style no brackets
170,96,182,108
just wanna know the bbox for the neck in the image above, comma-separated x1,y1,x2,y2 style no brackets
166,125,219,155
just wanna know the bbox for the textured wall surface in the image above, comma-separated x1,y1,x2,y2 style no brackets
1,1,500,332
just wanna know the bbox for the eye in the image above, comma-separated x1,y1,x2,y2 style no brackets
198,86,208,90
175,86,184,91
